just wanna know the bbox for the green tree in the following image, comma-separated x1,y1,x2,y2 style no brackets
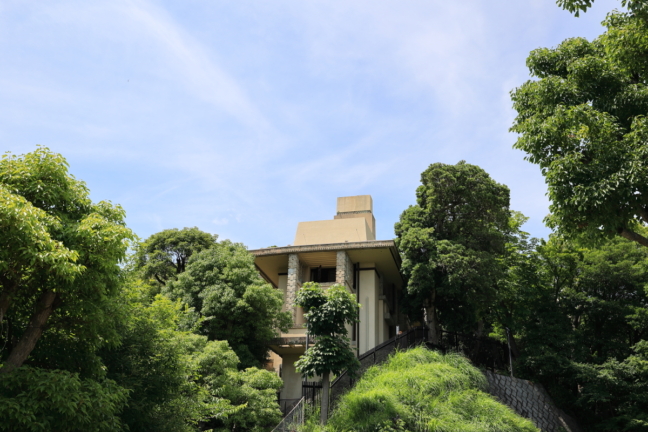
394,161,511,342
218,367,283,431
101,276,283,432
136,227,217,286
511,6,648,247
0,366,128,432
505,235,648,430
164,240,291,369
574,340,648,431
556,0,648,17
295,283,360,425
0,147,132,372
99,285,223,432
0,148,133,430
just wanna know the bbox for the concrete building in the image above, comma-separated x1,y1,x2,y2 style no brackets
249,195,408,405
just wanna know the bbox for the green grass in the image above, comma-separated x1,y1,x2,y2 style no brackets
306,347,539,432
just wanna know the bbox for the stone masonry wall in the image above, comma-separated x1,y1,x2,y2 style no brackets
287,254,302,323
485,371,581,432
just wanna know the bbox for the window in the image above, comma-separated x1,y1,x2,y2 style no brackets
310,266,336,283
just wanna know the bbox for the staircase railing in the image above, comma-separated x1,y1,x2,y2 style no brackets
271,326,510,429
272,397,305,432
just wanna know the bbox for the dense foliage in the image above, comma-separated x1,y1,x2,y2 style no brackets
395,160,648,429
0,149,285,432
394,161,511,342
503,3,648,429
305,347,537,432
511,5,648,247
500,235,648,431
0,147,133,374
135,227,218,286
164,240,292,369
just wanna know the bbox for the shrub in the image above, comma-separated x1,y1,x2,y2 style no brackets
314,347,538,432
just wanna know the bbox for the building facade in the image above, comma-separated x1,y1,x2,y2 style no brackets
249,195,408,404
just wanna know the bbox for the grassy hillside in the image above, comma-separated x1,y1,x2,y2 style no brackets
304,347,538,432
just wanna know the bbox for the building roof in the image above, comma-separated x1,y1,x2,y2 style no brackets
250,240,403,289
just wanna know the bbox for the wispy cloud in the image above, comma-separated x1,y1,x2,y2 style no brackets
0,0,620,247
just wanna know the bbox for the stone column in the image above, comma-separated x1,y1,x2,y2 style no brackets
336,251,354,290
287,254,301,324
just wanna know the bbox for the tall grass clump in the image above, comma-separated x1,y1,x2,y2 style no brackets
313,347,538,432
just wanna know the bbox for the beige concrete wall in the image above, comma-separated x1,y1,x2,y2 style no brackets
281,354,303,400
294,218,373,246
336,195,372,213
359,267,378,355
278,275,288,312
373,271,381,347
267,351,282,375
378,299,386,344
284,328,307,336
334,212,376,237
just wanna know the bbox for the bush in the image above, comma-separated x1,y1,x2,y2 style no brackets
315,347,538,432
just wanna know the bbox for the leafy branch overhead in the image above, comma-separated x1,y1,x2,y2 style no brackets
556,0,648,16
511,8,648,247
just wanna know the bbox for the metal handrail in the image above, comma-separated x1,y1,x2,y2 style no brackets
272,396,305,432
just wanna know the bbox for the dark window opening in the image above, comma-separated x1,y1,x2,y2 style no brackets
310,266,336,283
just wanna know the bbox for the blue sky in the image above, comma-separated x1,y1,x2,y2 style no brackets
0,0,620,248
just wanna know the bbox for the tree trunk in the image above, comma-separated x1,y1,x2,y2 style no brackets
320,372,330,425
425,290,440,344
508,331,520,359
1,290,57,374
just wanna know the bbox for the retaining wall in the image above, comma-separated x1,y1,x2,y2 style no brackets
485,371,581,432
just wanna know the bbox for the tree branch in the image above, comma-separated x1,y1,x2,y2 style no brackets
1,290,57,374
618,227,648,247
154,274,166,286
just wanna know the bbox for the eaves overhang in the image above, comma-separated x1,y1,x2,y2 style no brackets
250,240,403,289
250,240,400,264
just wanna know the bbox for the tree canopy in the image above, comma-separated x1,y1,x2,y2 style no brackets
136,227,218,286
394,161,511,342
0,150,286,432
557,0,648,17
511,8,648,247
0,147,133,373
500,234,648,431
164,239,291,369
